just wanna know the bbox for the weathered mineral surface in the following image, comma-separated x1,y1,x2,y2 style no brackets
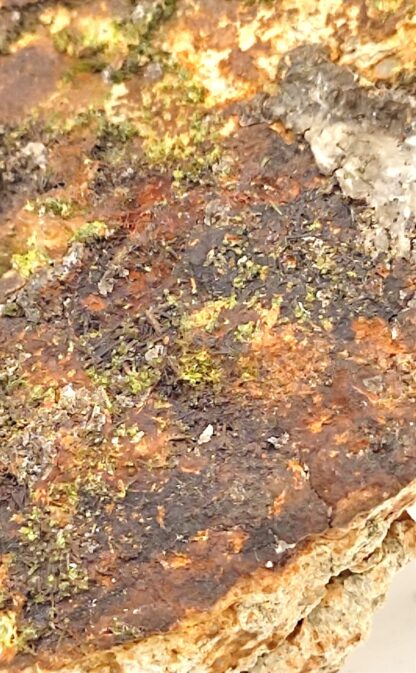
1,1,416,672
256,45,416,261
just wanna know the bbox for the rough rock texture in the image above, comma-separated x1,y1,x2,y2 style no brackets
1,1,416,672
252,515,416,673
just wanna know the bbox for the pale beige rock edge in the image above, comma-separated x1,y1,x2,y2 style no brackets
20,480,416,673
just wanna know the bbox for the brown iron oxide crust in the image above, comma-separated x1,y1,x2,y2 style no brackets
1,126,416,667
0,1,415,671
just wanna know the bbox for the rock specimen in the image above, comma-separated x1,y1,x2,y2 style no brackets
0,1,415,672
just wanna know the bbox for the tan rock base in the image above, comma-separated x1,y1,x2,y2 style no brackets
251,516,416,673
